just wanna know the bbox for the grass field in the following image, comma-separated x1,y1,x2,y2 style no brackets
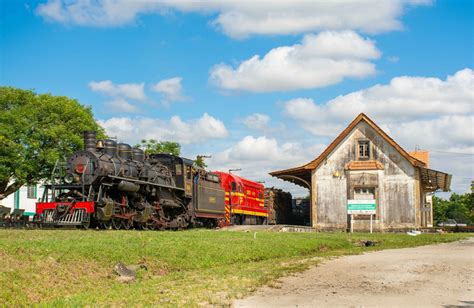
0,229,471,306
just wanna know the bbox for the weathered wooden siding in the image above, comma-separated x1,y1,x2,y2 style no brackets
313,135,350,230
313,121,418,230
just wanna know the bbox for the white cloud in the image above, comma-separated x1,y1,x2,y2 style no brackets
36,0,431,38
283,68,474,193
210,31,381,92
98,113,228,145
208,136,326,196
104,98,139,113
243,113,270,130
89,80,146,100
284,68,474,137
152,77,188,106
387,56,400,63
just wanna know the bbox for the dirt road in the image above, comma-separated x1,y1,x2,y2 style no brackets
234,238,474,307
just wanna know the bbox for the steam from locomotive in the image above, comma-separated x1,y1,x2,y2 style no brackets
35,131,269,229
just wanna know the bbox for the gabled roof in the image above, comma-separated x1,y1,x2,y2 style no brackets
270,113,427,178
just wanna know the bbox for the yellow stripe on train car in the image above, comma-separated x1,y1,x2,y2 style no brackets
232,209,268,217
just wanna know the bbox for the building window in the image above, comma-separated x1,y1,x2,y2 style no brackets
358,140,370,160
27,185,36,199
354,187,375,200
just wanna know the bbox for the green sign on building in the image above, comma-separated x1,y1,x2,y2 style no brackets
347,199,376,214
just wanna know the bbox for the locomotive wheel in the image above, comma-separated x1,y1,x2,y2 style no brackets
104,220,113,230
122,219,132,230
135,222,148,230
81,220,90,230
145,221,157,230
111,218,122,230
100,221,112,230
80,214,91,230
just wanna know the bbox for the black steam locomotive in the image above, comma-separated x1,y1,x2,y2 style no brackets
35,131,226,229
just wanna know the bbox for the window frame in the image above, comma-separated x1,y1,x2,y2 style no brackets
357,139,371,160
27,185,36,199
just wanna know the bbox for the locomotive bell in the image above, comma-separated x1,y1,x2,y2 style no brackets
96,140,105,151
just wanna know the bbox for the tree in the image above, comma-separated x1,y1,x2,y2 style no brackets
194,155,208,168
433,190,474,225
136,139,181,156
0,87,105,198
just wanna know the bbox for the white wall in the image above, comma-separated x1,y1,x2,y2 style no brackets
1,184,45,216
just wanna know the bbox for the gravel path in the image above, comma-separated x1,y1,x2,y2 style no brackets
234,238,474,307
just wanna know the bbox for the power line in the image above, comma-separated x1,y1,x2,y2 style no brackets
428,150,474,156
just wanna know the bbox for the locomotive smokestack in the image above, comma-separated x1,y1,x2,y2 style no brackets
84,131,97,152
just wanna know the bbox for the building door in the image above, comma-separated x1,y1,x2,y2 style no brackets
351,187,376,231
422,195,433,227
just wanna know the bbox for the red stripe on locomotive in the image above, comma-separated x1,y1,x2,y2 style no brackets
36,201,95,215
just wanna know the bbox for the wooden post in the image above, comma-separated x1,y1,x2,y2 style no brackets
370,214,373,234
311,173,318,228
350,214,354,233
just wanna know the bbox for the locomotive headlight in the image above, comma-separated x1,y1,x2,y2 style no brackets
64,173,75,184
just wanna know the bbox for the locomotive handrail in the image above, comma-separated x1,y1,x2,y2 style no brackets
51,159,59,198
81,157,91,201
107,175,185,191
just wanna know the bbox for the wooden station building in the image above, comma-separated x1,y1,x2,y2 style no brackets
270,113,451,231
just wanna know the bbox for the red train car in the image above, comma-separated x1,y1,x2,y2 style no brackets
213,171,267,225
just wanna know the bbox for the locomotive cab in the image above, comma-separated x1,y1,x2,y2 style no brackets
149,154,194,198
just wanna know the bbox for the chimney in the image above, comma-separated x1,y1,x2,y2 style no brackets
84,131,97,152
409,150,429,167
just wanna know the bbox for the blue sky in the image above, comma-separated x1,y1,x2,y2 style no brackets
1,0,473,195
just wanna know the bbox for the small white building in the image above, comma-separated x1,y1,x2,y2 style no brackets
1,184,45,217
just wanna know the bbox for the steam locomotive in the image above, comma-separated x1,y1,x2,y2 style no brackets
35,131,269,229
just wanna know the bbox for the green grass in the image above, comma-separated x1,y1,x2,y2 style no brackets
0,229,471,306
